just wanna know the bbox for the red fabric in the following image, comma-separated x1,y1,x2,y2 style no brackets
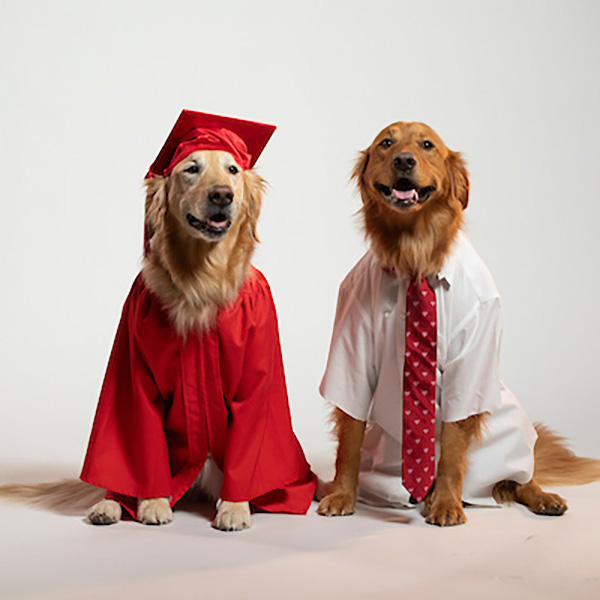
163,127,252,176
402,277,437,503
80,268,316,518
147,110,276,178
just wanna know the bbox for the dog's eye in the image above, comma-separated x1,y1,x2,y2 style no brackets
228,165,239,175
184,164,199,174
379,139,393,149
422,140,435,150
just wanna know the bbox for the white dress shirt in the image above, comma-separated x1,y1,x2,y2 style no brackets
320,231,537,507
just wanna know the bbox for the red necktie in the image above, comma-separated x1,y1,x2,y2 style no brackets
402,276,437,503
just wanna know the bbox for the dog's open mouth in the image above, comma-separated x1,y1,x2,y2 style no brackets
375,179,435,209
186,212,232,237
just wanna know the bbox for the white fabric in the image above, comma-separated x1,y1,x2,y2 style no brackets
320,231,537,507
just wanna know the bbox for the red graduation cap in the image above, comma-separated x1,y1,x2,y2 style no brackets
147,110,276,178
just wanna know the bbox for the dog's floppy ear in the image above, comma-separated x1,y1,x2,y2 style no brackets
242,169,266,242
144,176,168,240
446,151,469,209
351,149,370,201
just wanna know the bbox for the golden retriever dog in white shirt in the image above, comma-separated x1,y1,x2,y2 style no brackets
317,121,600,526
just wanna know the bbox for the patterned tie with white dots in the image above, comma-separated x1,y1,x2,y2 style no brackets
402,276,437,503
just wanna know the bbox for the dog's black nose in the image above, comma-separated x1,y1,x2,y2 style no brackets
208,185,234,206
393,153,417,172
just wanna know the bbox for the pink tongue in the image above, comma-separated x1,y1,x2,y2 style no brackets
210,219,227,229
392,188,418,201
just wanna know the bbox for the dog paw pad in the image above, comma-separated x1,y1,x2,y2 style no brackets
213,501,252,531
317,492,356,517
137,498,173,525
87,499,122,525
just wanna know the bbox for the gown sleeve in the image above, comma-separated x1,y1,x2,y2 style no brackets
80,276,173,505
217,270,316,513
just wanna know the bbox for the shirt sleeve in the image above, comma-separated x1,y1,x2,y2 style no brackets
440,297,503,422
319,281,377,421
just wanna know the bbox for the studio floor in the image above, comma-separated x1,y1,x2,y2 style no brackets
1,458,599,600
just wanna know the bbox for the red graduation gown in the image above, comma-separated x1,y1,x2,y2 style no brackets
80,267,316,518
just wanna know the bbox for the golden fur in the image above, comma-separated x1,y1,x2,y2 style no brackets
318,121,600,525
531,424,600,486
0,479,104,514
353,122,468,278
142,149,265,335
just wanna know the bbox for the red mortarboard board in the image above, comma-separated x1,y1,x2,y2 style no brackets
147,110,276,178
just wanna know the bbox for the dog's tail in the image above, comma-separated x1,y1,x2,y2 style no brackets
0,479,104,513
533,423,600,486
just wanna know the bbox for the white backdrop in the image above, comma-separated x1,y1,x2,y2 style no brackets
1,0,599,474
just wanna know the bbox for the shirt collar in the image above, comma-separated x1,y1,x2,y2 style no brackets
381,264,453,289
435,258,454,288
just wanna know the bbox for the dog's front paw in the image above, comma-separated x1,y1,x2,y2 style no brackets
213,500,252,531
87,499,122,525
317,491,356,516
137,498,173,525
528,491,568,516
424,494,466,527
